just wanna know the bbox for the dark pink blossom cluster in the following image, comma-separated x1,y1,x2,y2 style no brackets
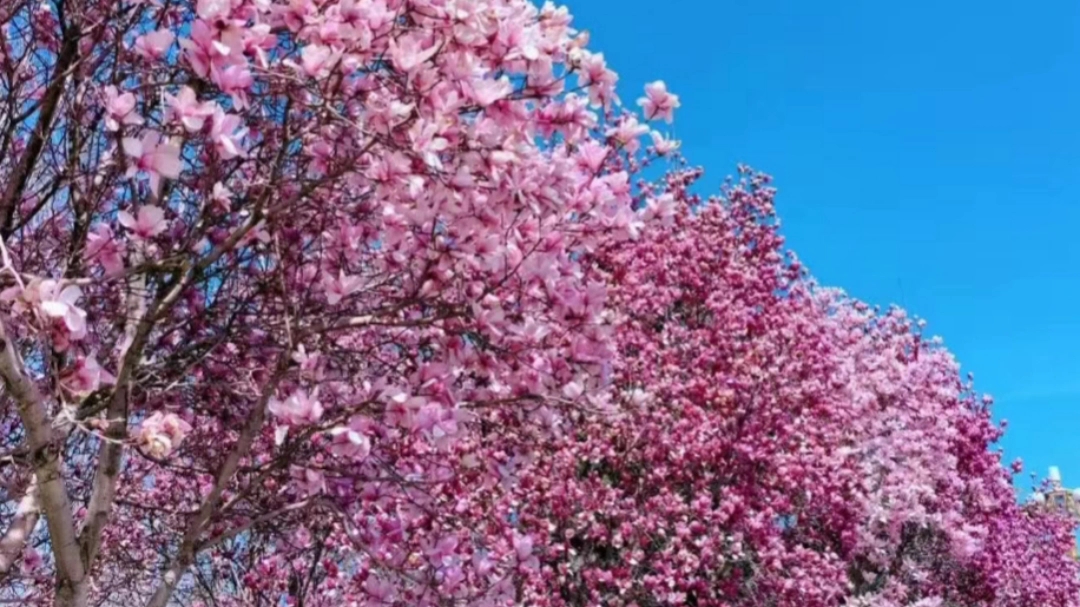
0,0,1073,605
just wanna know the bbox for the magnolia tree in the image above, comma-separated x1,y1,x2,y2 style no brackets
0,0,690,604
488,170,1080,607
1,0,1074,605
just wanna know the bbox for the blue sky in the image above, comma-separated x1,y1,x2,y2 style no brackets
569,0,1080,492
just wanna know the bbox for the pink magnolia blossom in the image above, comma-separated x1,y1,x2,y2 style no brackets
389,34,439,72
208,108,246,159
61,356,115,394
268,390,323,426
37,279,87,340
637,80,680,123
165,86,215,132
1,1,1067,606
122,132,182,197
138,412,192,458
117,205,167,241
133,29,175,61
85,224,126,275
326,426,371,459
103,86,142,131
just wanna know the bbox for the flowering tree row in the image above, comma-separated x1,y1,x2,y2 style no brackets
0,0,1075,605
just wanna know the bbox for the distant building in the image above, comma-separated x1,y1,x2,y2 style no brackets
1027,466,1080,560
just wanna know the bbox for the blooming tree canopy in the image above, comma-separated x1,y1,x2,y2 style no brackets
0,0,688,604
487,169,1080,607
0,0,1074,605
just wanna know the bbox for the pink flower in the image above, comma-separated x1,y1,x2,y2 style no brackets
138,412,192,458
327,426,371,459
268,390,323,425
133,29,175,61
637,80,680,123
61,356,115,395
208,109,247,159
118,205,167,241
165,86,214,132
122,132,182,197
211,63,253,109
323,271,363,305
179,20,231,78
86,224,126,275
389,34,439,73
196,0,231,21
409,118,449,169
650,131,680,155
103,86,142,132
290,466,326,496
606,116,649,153
37,280,87,340
298,44,339,78
468,77,512,107
21,548,42,572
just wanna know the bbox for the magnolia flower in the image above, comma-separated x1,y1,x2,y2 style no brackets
85,224,126,275
165,86,215,132
208,108,247,159
196,0,231,21
179,19,231,78
637,80,680,123
138,412,192,458
133,29,175,61
606,116,649,153
118,205,167,241
323,271,364,305
61,356,115,395
211,63,253,109
650,131,680,155
21,548,42,572
299,44,339,78
268,390,323,425
468,77,512,107
290,466,326,496
327,426,371,459
389,34,439,72
103,86,142,132
122,132,182,197
37,280,87,340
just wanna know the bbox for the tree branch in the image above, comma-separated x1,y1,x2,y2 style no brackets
0,475,40,574
0,29,80,237
142,354,290,607
0,319,87,604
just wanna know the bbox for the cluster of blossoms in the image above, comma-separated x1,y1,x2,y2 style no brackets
477,169,1080,607
0,0,1074,606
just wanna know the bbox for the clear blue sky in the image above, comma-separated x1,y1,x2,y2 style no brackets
570,0,1080,492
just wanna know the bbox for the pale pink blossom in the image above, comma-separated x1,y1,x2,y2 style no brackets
196,0,231,21
327,426,371,459
211,63,253,108
208,109,247,159
133,29,175,61
122,132,182,197
268,390,323,425
117,205,167,241
389,34,439,72
650,130,680,155
467,77,512,107
138,412,192,458
103,86,142,132
61,356,115,394
37,280,87,340
165,86,214,132
637,80,680,123
323,271,364,305
85,224,126,275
